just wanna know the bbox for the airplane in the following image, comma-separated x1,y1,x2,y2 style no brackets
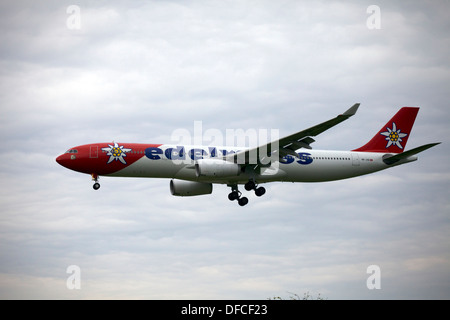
56,104,440,206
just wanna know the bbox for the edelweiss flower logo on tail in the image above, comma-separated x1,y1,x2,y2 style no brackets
380,122,408,149
102,143,132,164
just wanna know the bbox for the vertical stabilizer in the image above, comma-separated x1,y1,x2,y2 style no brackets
353,107,419,153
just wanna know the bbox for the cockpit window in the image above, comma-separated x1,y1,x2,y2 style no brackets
65,149,78,154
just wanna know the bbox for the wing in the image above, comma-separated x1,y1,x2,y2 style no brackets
225,103,360,166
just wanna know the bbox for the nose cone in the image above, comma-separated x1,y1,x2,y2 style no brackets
56,154,70,168
56,154,63,164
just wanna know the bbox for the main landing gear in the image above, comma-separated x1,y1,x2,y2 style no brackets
244,180,266,197
228,180,266,206
92,173,100,190
228,185,248,207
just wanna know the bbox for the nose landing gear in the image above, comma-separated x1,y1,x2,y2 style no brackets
92,173,100,190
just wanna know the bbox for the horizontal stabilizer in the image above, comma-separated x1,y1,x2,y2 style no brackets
383,142,441,165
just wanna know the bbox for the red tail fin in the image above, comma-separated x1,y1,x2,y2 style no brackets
353,107,419,153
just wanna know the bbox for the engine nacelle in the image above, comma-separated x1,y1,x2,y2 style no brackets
195,159,240,177
170,179,213,197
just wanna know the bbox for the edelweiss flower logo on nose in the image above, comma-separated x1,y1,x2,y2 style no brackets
380,122,408,149
102,143,132,164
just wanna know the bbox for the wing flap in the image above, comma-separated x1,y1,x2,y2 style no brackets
283,137,315,150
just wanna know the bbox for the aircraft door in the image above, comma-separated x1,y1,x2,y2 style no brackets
90,146,98,158
351,152,360,166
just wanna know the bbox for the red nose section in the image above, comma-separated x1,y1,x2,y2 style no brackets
56,154,70,168
57,143,162,175
56,148,89,173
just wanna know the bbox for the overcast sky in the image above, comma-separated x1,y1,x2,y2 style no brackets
0,0,449,299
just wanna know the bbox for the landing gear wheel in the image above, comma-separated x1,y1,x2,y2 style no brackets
238,197,249,206
228,184,248,206
228,191,239,201
245,180,255,191
255,186,266,197
91,173,100,190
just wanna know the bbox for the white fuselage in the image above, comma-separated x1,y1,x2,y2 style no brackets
106,144,414,185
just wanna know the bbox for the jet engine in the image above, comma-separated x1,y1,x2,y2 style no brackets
170,179,213,196
195,159,240,177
